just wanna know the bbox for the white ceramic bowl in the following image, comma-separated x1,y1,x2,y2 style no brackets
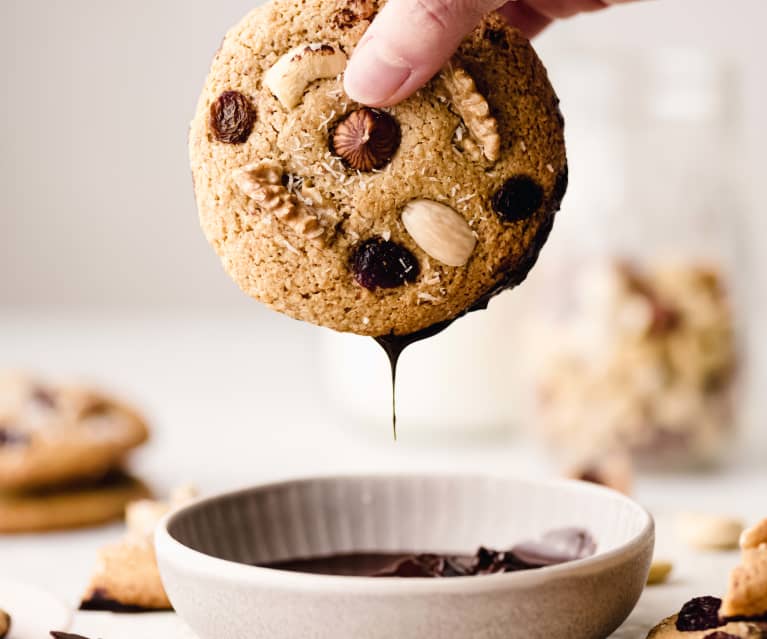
156,475,653,639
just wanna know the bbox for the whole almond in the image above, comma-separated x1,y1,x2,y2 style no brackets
401,199,476,267
675,512,744,550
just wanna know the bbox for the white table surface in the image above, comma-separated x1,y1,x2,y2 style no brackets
1,310,765,639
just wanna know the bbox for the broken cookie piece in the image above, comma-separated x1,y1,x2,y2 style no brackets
80,538,170,612
721,518,767,619
80,486,198,612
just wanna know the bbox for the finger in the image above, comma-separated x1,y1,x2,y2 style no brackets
344,0,505,106
496,1,551,38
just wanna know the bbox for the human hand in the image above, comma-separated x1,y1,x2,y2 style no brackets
344,0,638,106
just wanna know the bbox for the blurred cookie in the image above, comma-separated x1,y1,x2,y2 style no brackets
80,486,198,612
721,518,767,619
0,471,150,533
191,0,566,337
80,538,170,611
647,597,767,639
0,373,149,490
0,609,9,639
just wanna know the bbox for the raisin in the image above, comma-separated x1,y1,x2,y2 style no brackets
676,597,724,632
209,91,256,144
350,238,419,291
51,633,93,639
702,633,740,639
492,175,544,223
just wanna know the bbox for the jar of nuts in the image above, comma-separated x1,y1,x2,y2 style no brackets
526,47,747,469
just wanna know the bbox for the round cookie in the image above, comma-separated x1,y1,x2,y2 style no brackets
190,0,567,337
0,373,149,490
0,471,150,533
648,613,767,639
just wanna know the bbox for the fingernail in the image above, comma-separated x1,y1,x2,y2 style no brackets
344,37,412,105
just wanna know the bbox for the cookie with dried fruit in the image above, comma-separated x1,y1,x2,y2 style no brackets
190,0,566,336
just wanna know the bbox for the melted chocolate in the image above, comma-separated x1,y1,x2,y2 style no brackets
259,529,596,578
373,205,559,438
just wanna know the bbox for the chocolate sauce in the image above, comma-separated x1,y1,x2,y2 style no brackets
374,319,455,439
258,529,596,577
372,208,558,438
262,552,415,576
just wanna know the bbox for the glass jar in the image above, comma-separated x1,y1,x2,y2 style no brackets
528,47,745,469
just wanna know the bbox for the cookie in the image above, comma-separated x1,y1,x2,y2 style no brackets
80,538,171,612
648,614,767,638
647,597,767,639
722,518,767,618
0,609,9,639
0,373,149,490
80,486,198,612
190,0,566,337
0,471,150,533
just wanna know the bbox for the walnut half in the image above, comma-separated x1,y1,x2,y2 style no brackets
233,160,327,244
439,60,501,163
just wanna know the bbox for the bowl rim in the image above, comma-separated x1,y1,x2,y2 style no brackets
156,473,654,594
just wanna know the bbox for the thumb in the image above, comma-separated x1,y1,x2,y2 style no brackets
344,0,504,107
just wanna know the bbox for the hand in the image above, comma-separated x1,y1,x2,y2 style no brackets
344,0,638,106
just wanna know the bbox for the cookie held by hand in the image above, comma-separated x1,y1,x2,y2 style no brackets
190,0,566,336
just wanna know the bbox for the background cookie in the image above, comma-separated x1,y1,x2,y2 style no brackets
0,471,149,534
0,373,149,490
190,0,566,336
80,539,171,612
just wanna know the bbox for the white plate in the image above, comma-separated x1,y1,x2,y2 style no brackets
0,579,72,639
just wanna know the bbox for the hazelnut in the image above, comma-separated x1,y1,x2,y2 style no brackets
331,108,400,171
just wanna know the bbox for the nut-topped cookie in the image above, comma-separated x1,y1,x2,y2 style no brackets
190,0,566,336
0,373,148,490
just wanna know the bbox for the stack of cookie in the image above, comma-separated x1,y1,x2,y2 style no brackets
0,373,150,533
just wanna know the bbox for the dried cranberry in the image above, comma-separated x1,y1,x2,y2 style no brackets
209,91,256,144
676,597,724,632
492,175,544,223
350,238,419,291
